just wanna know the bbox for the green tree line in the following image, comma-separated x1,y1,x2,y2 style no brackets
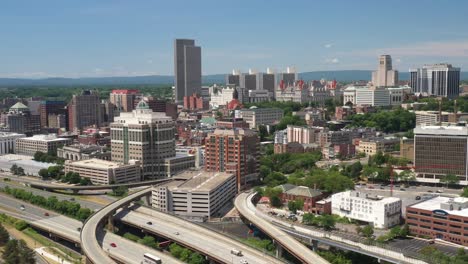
1,186,93,221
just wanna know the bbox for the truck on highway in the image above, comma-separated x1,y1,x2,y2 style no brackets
142,253,162,264
230,249,243,256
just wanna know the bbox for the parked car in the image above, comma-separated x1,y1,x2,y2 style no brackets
44,212,49,216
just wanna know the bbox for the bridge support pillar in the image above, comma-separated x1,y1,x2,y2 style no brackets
311,240,318,252
274,240,283,258
145,195,151,206
107,215,115,232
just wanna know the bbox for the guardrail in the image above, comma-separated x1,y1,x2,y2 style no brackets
30,178,181,191
243,192,427,264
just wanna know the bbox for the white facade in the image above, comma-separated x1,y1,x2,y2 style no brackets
286,125,317,144
15,134,72,156
331,191,402,228
64,158,141,185
0,132,26,154
343,86,408,107
236,108,284,129
210,86,235,108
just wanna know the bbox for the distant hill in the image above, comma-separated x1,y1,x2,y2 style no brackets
1,71,467,87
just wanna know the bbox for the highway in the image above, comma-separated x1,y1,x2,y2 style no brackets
118,206,284,264
0,193,182,264
80,187,156,264
236,192,428,264
235,192,329,264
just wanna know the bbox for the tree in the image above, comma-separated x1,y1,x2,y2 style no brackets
373,151,386,165
111,186,128,197
17,239,35,264
14,220,28,231
360,225,374,238
288,199,304,214
38,168,49,179
320,215,336,231
440,174,459,188
169,243,184,259
258,125,268,141
69,172,81,184
138,235,158,249
2,239,20,264
10,164,18,174
270,196,282,208
302,213,315,225
462,187,468,198
0,223,9,246
16,167,25,176
399,224,410,238
80,177,92,186
189,252,206,264
398,170,416,185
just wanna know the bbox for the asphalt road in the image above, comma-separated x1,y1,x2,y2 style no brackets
235,192,329,264
118,206,285,264
0,192,182,264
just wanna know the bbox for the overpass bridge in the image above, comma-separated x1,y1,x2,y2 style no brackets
235,192,329,264
0,200,181,264
29,177,183,193
81,186,285,264
235,192,427,264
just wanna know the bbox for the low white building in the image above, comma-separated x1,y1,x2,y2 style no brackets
235,107,284,129
151,170,237,221
0,132,26,154
16,134,72,156
331,191,402,228
343,86,410,107
64,158,141,185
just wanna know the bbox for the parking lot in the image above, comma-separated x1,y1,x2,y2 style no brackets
355,184,462,216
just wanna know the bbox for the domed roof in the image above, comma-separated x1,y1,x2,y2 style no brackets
136,100,149,109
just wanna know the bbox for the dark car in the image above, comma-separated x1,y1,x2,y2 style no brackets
147,221,152,225
110,243,117,248
400,188,406,191
427,190,433,193
415,196,421,200
44,212,49,216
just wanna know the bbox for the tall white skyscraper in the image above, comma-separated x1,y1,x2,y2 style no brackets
174,39,202,103
371,55,399,87
410,64,460,99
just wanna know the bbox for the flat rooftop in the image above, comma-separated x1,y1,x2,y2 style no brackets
67,158,132,169
171,170,234,192
408,196,468,218
414,125,468,136
18,134,70,142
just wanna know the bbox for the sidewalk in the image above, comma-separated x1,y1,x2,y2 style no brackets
35,247,73,264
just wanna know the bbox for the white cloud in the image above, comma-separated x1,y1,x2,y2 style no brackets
325,58,339,64
324,43,333,48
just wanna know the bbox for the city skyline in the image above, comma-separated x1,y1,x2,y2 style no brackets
1,0,468,78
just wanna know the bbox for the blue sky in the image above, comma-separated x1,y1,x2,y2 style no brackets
1,0,468,78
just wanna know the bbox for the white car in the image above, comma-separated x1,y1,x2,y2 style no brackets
240,260,248,264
